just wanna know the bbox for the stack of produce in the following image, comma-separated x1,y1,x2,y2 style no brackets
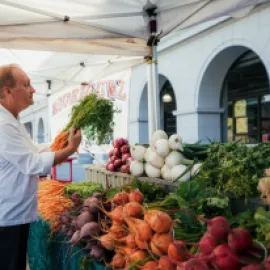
129,130,202,182
106,138,133,173
99,190,268,270
38,180,73,231
55,191,112,264
193,142,270,197
258,168,270,204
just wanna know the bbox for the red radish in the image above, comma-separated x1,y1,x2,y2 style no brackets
110,155,118,163
112,192,130,205
120,164,130,173
199,234,217,255
110,254,125,269
158,256,176,270
129,190,144,204
108,149,114,157
114,159,122,168
121,145,130,154
151,233,171,254
228,228,253,252
126,157,134,165
123,202,143,217
212,244,240,270
108,163,115,172
122,153,131,163
168,240,191,262
144,210,172,233
241,265,262,270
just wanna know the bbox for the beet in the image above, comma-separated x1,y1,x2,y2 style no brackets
112,192,130,205
241,264,262,270
212,244,240,270
83,197,100,213
92,193,103,199
76,211,94,229
70,230,81,245
183,258,210,270
158,256,176,270
196,215,230,242
199,234,217,255
228,228,253,252
90,246,106,262
80,222,101,238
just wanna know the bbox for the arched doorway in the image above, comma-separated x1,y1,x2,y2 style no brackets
197,45,270,143
38,118,45,143
24,122,33,138
160,80,176,137
223,50,270,143
139,75,176,143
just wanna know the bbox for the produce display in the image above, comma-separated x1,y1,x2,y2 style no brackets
51,94,115,151
106,138,133,173
129,130,203,182
38,128,270,270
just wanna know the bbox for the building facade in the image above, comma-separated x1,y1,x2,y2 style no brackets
128,5,270,145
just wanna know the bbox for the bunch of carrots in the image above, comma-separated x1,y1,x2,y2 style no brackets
38,179,73,231
51,94,114,151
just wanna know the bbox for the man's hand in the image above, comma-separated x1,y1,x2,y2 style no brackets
68,128,82,151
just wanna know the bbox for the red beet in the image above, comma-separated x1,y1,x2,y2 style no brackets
121,145,130,154
183,258,210,270
212,244,240,270
199,234,217,255
196,215,230,242
228,228,253,252
241,265,262,270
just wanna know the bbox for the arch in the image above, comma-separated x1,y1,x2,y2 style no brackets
138,74,177,143
196,43,270,143
37,118,45,143
24,122,33,138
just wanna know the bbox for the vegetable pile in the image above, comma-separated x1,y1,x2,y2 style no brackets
99,189,268,270
193,142,270,197
38,180,73,231
51,94,115,151
106,138,132,174
129,130,203,182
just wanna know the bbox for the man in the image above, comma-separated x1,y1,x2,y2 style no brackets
0,64,81,270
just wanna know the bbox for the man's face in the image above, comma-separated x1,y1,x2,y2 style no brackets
10,68,35,111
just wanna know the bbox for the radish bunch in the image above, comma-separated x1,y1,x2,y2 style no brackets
56,192,111,263
106,138,132,173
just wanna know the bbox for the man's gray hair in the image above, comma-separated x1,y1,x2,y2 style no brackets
0,64,21,98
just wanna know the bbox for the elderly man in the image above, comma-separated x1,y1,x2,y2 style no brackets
0,64,81,270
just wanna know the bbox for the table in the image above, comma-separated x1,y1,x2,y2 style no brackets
27,219,108,270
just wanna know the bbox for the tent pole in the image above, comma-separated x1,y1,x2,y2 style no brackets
152,45,159,130
146,55,155,142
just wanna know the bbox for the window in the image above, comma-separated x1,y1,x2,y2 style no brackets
224,51,270,143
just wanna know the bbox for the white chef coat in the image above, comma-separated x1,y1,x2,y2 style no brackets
0,104,55,226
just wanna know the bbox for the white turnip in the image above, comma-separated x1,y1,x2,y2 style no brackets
130,145,145,161
168,134,183,151
155,139,170,157
130,160,144,176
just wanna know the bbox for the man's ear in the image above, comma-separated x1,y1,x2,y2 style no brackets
3,86,11,97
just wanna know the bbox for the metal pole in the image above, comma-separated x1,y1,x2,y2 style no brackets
152,45,159,130
147,56,155,141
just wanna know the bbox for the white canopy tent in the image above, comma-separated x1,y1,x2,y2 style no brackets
0,0,269,139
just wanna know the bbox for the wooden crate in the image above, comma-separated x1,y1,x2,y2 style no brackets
84,164,178,191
